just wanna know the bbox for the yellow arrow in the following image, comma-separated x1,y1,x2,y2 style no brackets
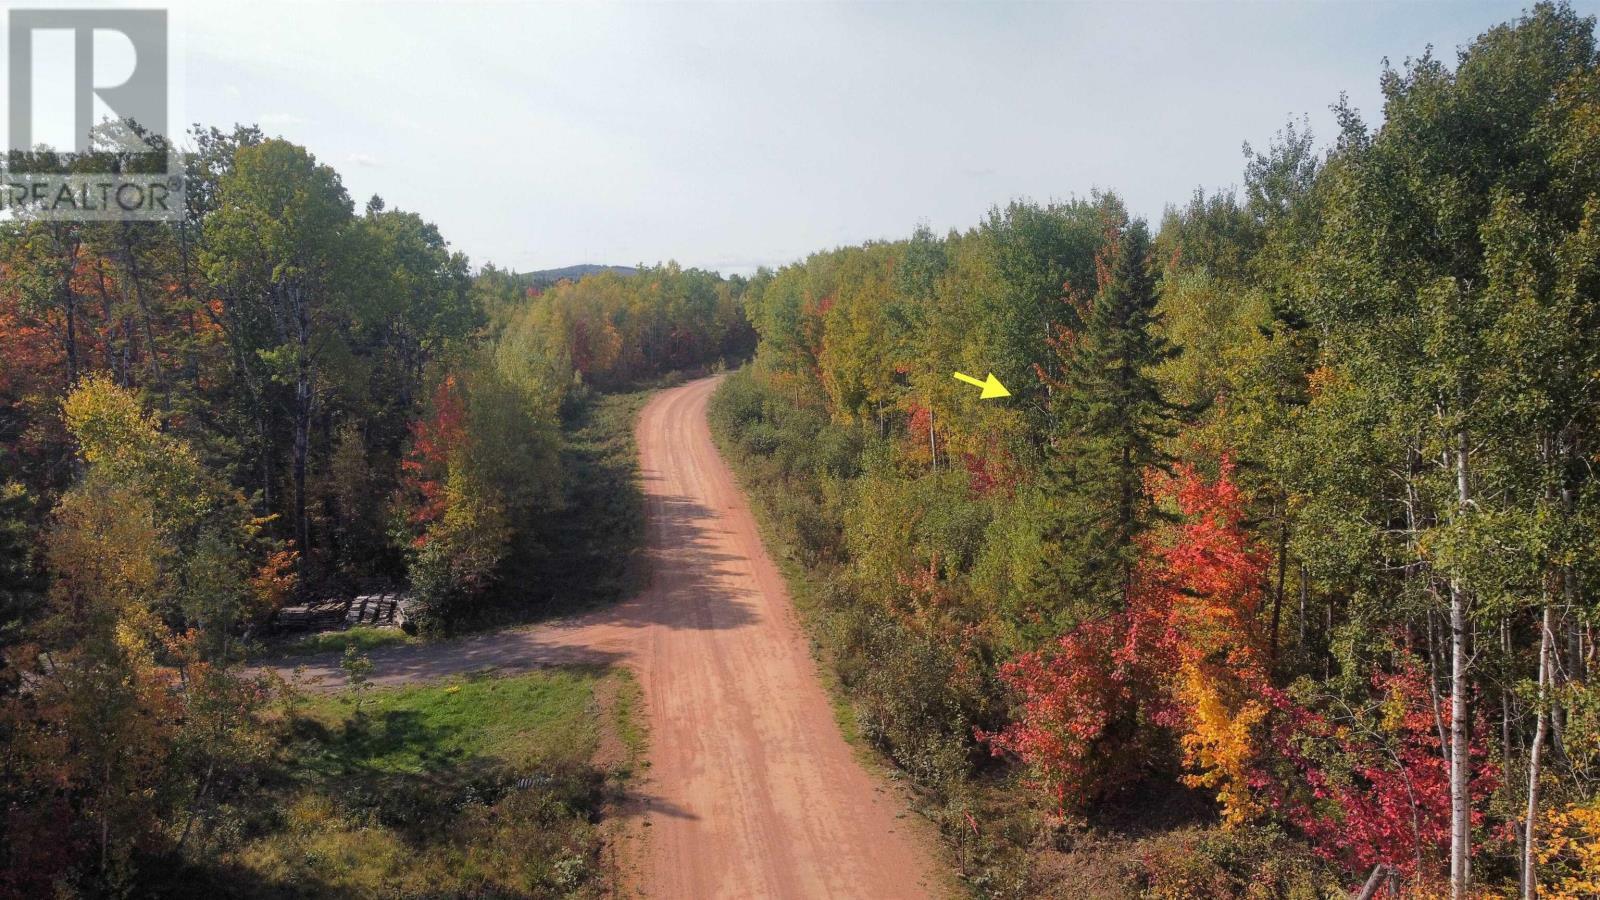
952,371,1011,399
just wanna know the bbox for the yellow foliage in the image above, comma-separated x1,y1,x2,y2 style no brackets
1176,657,1269,826
62,373,200,487
45,479,160,626
1539,797,1600,900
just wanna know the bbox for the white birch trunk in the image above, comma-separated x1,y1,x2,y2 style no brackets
1522,600,1554,899
1449,429,1472,899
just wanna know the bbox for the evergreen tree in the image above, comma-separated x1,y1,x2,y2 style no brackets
1031,220,1182,633
0,477,41,644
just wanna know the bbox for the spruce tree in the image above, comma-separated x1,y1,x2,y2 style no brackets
1032,220,1180,631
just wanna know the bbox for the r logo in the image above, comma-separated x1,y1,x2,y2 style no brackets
7,9,168,154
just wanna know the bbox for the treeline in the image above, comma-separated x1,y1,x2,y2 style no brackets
0,123,749,892
710,4,1599,896
489,265,755,388
1,126,480,617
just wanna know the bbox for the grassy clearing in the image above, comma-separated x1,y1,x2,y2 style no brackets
296,667,601,774
266,624,417,658
160,667,635,899
182,389,655,896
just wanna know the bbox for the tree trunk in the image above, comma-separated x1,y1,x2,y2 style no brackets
100,760,111,877
121,223,168,407
1270,509,1288,663
93,263,124,383
63,273,79,387
1502,614,1527,875
1355,864,1391,900
1325,590,1335,681
1298,562,1308,649
1501,619,1513,766
176,758,216,853
49,226,84,388
1572,615,1588,686
294,388,309,557
1522,600,1554,899
257,406,274,513
1449,429,1473,899
293,286,312,570
1427,609,1451,767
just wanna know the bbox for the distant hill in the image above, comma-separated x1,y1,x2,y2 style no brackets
516,264,638,286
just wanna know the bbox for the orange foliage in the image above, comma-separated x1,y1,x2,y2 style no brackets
1151,459,1273,825
249,547,299,617
986,459,1274,823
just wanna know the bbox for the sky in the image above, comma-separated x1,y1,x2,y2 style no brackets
15,0,1600,274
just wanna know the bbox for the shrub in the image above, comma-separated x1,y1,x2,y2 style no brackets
741,421,780,457
848,612,994,796
707,368,766,433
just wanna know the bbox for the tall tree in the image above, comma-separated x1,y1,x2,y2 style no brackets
202,139,354,572
1031,220,1181,632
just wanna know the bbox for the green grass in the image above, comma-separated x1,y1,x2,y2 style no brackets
267,624,416,658
171,387,659,895
610,667,647,763
298,668,602,775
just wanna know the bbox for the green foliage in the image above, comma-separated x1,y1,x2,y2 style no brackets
401,384,648,634
1030,220,1183,636
2,3,1598,895
340,644,374,714
398,258,750,632
845,607,996,793
485,264,755,390
0,121,726,895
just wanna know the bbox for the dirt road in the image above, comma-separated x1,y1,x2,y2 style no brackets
274,376,939,899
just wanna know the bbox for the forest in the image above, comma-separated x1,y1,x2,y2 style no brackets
0,126,751,894
709,4,1599,896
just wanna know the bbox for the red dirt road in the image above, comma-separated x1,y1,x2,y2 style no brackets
275,376,939,899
